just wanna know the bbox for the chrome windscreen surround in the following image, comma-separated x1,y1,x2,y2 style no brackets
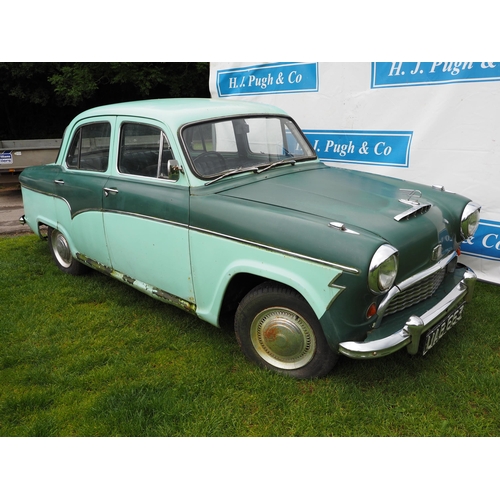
373,251,458,328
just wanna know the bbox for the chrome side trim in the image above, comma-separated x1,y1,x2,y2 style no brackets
21,184,359,274
102,210,188,229
326,274,346,310
190,225,360,274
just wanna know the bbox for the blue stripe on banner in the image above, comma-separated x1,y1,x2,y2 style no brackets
303,130,413,168
461,219,500,262
372,62,500,88
216,63,319,97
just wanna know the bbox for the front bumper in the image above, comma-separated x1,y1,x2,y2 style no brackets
338,266,476,359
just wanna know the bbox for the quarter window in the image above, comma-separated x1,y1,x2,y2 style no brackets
66,122,111,172
118,123,174,178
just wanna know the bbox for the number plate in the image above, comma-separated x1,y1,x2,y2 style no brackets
421,302,466,355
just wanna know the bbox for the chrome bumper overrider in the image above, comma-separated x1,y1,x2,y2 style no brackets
338,267,476,360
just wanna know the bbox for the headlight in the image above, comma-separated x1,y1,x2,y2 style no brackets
460,202,481,240
368,244,399,294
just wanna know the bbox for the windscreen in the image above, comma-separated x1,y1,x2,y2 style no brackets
182,115,316,178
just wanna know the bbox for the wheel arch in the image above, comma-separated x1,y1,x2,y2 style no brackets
194,256,344,329
34,216,58,239
44,220,76,253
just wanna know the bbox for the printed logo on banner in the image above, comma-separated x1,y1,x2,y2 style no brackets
216,63,319,97
0,151,13,165
303,130,413,168
371,62,500,88
461,220,500,262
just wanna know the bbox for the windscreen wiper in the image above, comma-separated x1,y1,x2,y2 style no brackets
205,159,299,185
257,158,296,173
204,166,259,186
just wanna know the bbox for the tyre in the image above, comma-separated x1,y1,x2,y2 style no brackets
235,282,338,379
47,227,88,275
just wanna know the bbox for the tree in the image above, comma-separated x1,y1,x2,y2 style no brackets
47,62,210,106
0,62,210,139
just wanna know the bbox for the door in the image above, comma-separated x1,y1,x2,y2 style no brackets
54,119,113,267
102,120,194,303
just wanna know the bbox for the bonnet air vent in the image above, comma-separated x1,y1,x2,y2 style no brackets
394,202,432,222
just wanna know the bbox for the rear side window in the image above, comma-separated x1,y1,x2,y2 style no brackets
66,122,111,172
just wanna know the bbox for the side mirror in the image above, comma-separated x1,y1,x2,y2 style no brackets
160,159,183,180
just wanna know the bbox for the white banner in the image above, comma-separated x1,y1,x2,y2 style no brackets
209,62,500,284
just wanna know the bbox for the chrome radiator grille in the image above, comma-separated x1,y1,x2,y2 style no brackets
385,267,446,316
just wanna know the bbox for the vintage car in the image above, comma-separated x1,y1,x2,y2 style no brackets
19,98,480,378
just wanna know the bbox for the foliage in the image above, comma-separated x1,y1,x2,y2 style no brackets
0,63,210,139
0,63,57,106
47,62,210,106
1,234,500,437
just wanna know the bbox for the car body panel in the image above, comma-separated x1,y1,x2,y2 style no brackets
189,227,345,329
103,212,193,303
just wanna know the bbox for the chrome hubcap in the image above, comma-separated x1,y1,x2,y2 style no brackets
52,231,72,268
250,307,316,370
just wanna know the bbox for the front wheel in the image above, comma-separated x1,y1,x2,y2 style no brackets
47,227,88,275
235,282,338,379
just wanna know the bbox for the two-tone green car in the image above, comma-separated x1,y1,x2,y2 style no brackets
19,98,480,379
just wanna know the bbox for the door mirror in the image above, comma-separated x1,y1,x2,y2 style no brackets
160,159,182,181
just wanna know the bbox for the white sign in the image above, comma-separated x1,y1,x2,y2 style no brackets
209,62,500,284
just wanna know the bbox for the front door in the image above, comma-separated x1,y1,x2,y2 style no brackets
102,120,194,304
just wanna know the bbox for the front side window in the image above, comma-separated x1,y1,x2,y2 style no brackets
118,123,174,178
66,122,111,172
182,115,316,178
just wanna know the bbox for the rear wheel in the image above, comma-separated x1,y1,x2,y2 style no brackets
235,282,338,379
47,227,88,275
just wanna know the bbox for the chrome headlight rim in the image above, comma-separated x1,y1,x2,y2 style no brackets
460,202,481,240
368,244,399,295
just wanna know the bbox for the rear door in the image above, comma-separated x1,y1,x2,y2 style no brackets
54,118,114,267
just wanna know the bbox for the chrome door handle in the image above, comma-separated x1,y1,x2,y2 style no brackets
54,179,65,185
104,187,119,196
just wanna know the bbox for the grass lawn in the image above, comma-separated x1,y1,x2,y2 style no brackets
1,234,500,437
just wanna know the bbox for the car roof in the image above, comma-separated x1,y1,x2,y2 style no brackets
72,98,289,130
